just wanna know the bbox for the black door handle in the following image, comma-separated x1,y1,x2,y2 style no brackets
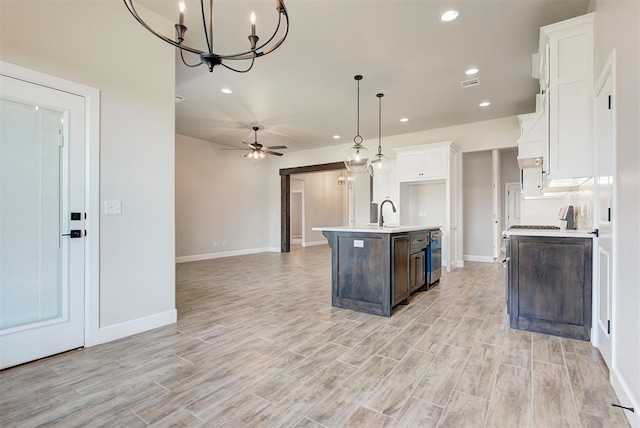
62,230,83,238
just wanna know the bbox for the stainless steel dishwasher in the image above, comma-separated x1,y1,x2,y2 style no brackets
426,230,442,286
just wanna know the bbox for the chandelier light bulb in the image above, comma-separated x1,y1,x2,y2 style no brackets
123,0,289,73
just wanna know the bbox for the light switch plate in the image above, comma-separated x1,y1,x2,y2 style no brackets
105,200,122,215
353,239,364,248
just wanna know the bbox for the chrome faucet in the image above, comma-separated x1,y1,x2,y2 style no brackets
379,199,397,227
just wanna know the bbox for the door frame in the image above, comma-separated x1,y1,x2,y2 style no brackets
1,61,101,347
279,162,348,252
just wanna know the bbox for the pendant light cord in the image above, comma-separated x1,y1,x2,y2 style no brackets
354,75,363,145
377,93,383,155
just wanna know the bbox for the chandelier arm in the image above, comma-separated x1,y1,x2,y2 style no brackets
201,0,212,53
179,50,203,68
220,57,256,73
219,10,288,60
123,0,204,55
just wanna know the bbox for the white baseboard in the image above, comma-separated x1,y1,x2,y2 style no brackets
176,247,271,263
95,309,177,345
464,255,495,263
302,240,327,247
612,366,640,427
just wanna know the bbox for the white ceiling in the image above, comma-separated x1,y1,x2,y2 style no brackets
138,0,589,153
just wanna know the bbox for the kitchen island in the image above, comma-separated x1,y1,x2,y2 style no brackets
313,225,440,317
504,228,594,340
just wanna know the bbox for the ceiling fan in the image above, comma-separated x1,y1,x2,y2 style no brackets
222,126,288,159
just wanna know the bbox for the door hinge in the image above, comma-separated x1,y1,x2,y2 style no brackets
607,320,611,335
608,208,611,222
58,128,64,147
608,95,612,110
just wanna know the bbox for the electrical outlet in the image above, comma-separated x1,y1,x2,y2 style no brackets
213,241,217,247
222,241,226,246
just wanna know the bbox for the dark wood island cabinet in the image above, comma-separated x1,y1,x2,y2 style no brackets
314,226,440,317
505,231,593,340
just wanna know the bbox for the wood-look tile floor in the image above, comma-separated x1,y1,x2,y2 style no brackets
0,245,630,427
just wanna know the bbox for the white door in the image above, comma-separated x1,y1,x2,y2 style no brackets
0,75,85,369
505,182,521,229
593,56,615,369
492,150,502,259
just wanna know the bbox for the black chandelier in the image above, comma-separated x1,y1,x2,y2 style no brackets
123,0,290,73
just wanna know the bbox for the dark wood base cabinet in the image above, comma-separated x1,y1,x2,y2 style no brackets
508,235,592,340
323,229,433,317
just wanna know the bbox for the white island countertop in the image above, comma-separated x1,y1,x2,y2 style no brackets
503,229,595,238
312,225,441,234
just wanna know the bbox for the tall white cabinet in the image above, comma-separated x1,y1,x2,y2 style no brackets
393,141,461,271
540,13,594,180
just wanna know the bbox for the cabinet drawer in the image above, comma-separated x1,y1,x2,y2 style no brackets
410,232,429,251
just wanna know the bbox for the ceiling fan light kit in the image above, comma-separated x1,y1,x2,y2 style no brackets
221,126,287,160
123,0,290,73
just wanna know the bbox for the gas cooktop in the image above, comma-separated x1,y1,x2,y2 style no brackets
509,225,561,230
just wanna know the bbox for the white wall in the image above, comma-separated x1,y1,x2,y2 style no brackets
462,151,494,259
267,116,520,249
175,134,270,259
591,1,640,425
296,171,345,245
0,1,176,337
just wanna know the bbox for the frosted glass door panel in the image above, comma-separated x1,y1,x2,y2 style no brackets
0,100,63,330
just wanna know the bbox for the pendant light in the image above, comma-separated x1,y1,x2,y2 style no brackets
369,93,391,177
344,75,371,172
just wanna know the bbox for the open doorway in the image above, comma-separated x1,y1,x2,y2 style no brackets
290,181,304,247
279,162,371,252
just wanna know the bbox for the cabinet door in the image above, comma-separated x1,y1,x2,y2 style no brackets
547,21,593,179
372,160,398,204
396,153,423,181
409,251,426,293
521,168,543,197
391,235,410,306
422,150,447,179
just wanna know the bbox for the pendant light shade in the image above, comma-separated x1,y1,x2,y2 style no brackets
344,75,371,172
369,93,391,177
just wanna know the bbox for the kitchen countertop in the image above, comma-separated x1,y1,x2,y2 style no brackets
503,229,595,238
312,225,441,234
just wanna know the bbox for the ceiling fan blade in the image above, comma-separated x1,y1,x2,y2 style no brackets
265,145,288,150
220,148,249,150
262,149,284,157
243,152,251,158
241,141,258,149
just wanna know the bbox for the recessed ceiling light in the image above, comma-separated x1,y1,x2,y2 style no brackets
333,135,340,139
479,101,491,107
440,10,459,22
465,68,479,75
221,88,232,94
400,117,409,122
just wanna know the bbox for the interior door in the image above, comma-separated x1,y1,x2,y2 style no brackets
0,75,85,369
593,57,615,369
505,182,521,229
492,150,502,259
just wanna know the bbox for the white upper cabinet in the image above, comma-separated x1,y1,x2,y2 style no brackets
540,13,594,179
395,145,448,182
372,159,398,205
